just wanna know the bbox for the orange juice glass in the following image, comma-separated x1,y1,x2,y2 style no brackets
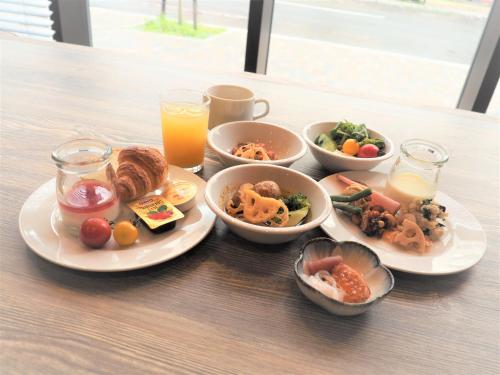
160,90,210,173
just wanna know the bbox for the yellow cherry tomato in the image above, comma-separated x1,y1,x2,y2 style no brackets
113,221,139,246
342,139,360,156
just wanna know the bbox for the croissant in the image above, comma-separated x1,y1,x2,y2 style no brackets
115,147,168,202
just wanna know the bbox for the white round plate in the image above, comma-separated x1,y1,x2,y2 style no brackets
19,166,216,272
319,171,486,275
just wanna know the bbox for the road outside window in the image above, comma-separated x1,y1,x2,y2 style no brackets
89,0,498,116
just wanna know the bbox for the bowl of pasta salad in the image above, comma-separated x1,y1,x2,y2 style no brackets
207,121,307,167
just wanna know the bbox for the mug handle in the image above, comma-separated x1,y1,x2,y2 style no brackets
253,99,270,120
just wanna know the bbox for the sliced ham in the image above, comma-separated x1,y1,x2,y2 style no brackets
303,255,343,276
336,174,401,214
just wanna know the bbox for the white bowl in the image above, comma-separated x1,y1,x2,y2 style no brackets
303,121,394,171
204,164,332,244
208,121,307,167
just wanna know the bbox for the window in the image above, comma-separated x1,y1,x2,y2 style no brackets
266,0,498,114
0,0,54,40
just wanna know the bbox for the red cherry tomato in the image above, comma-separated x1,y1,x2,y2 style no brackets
80,218,112,249
358,144,379,158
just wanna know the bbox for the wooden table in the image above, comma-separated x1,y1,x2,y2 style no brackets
1,35,499,375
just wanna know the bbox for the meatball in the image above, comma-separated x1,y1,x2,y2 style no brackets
254,180,281,198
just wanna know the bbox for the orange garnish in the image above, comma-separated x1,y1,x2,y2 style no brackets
332,263,371,303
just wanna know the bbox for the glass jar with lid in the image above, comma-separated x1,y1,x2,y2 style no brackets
384,139,448,204
52,138,120,233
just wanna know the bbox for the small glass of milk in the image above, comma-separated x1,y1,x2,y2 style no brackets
385,139,448,204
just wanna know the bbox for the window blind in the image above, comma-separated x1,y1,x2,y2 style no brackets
0,0,54,40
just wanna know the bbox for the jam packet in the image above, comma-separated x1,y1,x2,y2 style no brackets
127,195,184,234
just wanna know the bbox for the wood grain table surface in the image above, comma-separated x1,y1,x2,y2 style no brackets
1,35,499,375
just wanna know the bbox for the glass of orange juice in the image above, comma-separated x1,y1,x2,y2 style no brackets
160,89,210,173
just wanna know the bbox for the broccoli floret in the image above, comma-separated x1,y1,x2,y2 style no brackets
283,193,310,211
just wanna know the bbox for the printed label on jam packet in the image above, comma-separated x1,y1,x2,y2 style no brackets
128,195,184,230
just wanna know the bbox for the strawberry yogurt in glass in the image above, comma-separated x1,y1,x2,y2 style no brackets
52,139,120,233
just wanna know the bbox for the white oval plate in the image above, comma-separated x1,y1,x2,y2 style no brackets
319,171,486,275
19,166,216,272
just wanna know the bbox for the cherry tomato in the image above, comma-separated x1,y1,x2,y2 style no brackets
358,144,380,158
342,139,360,156
113,221,139,246
80,218,112,249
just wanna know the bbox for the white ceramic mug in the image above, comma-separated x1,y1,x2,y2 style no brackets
207,85,270,129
